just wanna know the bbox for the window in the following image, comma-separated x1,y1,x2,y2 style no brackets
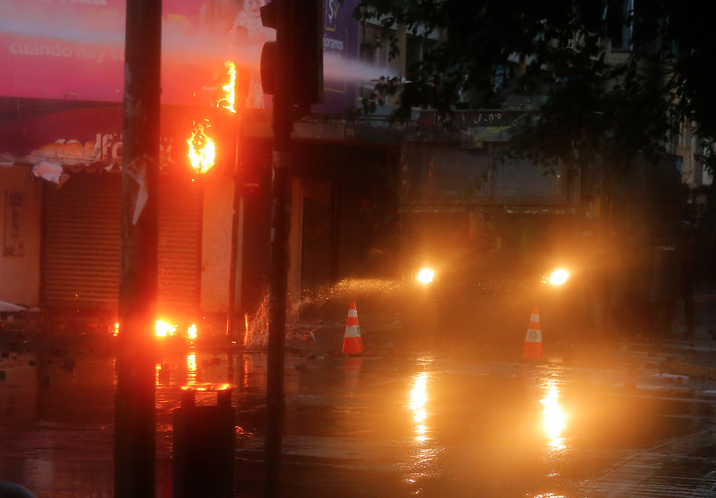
606,0,634,51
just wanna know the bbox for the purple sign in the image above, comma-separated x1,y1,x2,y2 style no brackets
317,0,359,113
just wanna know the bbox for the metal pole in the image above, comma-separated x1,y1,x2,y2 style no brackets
115,0,161,496
266,0,293,494
226,122,241,344
227,67,248,344
265,151,290,498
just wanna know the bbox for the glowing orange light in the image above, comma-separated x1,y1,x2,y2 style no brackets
542,383,567,448
187,324,198,340
156,320,177,337
217,61,236,113
113,320,186,338
409,371,430,442
548,268,569,285
417,268,434,284
186,353,197,378
180,382,233,392
187,121,216,174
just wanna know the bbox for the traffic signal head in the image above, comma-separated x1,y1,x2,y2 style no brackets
260,41,277,96
259,0,323,107
260,1,277,29
292,0,323,106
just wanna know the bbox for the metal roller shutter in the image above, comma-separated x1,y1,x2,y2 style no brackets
42,173,202,316
42,173,121,309
157,178,202,316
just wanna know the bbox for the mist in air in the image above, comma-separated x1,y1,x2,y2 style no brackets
0,7,392,83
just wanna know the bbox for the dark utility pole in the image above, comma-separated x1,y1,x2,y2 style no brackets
259,0,323,494
115,0,161,496
264,0,292,493
259,0,323,495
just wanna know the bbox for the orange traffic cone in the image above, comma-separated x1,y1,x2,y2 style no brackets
342,301,363,355
521,305,544,360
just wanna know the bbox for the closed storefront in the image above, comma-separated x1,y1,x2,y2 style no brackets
41,172,202,318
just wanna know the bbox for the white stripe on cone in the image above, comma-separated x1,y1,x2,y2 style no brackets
524,328,542,342
342,302,363,354
344,325,361,338
521,306,544,360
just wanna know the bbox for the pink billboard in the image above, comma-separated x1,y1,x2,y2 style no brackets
0,0,366,171
0,0,275,107
1,0,361,111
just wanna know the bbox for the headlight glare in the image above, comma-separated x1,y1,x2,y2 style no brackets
417,268,434,284
547,268,569,286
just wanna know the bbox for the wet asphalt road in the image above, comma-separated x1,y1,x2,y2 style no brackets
1,342,715,498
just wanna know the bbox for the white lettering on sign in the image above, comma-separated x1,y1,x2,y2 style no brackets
322,35,344,51
56,0,108,5
10,42,74,58
326,0,339,26
75,46,108,64
98,133,120,160
96,133,174,166
9,41,120,64
472,113,502,124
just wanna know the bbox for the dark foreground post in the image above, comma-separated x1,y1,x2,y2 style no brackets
115,0,161,496
265,0,293,494
261,0,323,494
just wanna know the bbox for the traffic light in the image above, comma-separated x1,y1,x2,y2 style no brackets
292,0,323,106
260,0,324,107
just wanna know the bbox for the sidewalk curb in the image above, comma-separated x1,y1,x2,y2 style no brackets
664,359,716,381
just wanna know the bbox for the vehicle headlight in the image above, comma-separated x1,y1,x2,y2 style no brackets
543,268,569,286
416,268,435,284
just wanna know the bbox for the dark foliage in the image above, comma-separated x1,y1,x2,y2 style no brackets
352,0,716,173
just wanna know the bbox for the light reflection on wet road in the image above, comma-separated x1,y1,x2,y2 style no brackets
0,347,708,497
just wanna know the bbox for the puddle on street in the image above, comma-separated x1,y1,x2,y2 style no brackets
0,349,708,497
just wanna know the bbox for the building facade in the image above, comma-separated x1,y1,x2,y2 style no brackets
1,0,710,338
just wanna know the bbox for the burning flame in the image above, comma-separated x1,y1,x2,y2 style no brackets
218,61,236,113
114,321,198,339
187,353,197,376
187,324,198,340
181,383,233,392
155,320,177,337
187,121,216,174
